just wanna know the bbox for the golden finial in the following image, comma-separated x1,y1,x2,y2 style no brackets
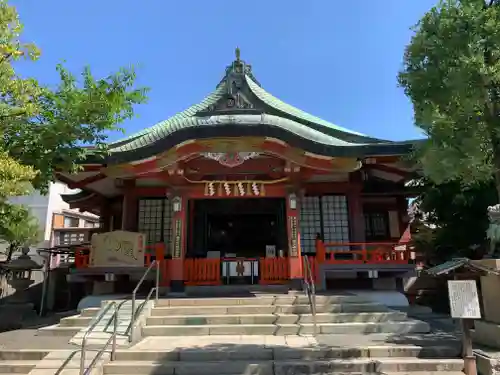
235,47,241,62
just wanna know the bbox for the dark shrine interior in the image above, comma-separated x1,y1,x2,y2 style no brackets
187,198,287,258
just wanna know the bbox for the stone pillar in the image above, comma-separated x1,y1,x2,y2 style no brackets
121,179,138,232
348,173,365,242
169,194,186,293
287,191,303,290
472,259,500,349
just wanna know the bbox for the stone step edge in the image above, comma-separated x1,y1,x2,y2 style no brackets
147,312,405,319
144,321,425,328
114,345,460,357
153,302,382,307
103,358,464,365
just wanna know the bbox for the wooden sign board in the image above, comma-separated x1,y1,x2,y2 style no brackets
90,231,145,267
447,280,481,319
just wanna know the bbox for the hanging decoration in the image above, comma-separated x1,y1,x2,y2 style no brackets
184,176,288,197
203,181,267,197
202,152,260,168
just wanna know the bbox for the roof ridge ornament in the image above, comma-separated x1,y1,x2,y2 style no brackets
235,47,241,62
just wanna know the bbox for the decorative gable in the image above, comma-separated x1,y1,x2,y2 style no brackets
196,48,262,115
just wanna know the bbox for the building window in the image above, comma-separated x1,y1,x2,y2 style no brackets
56,232,85,245
321,195,350,250
84,220,99,228
300,197,322,253
137,198,172,246
63,216,79,228
300,195,350,253
364,211,389,240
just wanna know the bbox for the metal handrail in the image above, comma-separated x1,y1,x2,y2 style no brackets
129,259,160,342
80,301,118,375
303,256,317,336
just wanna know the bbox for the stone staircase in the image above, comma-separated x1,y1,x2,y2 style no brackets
101,293,464,375
143,294,430,336
0,293,465,374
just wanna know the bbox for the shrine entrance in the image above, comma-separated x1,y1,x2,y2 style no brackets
187,198,287,284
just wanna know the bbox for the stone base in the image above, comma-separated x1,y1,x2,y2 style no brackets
472,320,500,349
0,303,37,331
92,281,114,295
170,280,185,293
289,278,303,291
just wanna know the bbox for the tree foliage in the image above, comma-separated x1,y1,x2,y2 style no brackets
411,178,497,263
0,204,41,261
1,0,148,193
399,0,500,199
0,0,148,253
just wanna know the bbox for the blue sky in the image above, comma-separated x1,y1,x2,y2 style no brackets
12,0,436,142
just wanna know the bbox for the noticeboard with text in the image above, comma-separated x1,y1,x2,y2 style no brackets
447,280,481,319
90,231,145,267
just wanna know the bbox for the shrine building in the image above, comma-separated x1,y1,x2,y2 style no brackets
57,50,419,295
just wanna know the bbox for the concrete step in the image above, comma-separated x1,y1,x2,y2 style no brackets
142,320,430,336
150,302,388,316
154,295,370,307
102,358,464,375
0,360,39,373
146,311,407,325
58,316,93,327
36,325,81,337
113,345,460,361
69,332,130,348
80,308,101,317
0,350,49,361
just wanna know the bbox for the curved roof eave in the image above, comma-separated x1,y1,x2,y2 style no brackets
104,114,419,164
61,190,95,204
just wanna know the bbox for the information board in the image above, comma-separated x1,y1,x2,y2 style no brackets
447,280,481,319
90,231,145,267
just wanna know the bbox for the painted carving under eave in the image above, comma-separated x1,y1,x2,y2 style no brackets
202,151,260,168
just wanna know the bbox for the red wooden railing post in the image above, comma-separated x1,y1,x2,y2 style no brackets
315,238,326,264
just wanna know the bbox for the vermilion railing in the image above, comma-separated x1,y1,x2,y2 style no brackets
259,257,289,284
315,240,410,265
184,258,221,285
72,236,412,287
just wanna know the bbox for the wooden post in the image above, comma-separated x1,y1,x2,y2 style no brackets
461,319,477,375
453,274,477,375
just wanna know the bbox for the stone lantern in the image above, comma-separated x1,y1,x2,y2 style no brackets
2,247,42,304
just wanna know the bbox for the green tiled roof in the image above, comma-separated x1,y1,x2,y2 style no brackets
103,55,418,161
245,76,366,137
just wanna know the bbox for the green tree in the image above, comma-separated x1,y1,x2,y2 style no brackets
411,178,497,263
0,204,41,262
399,0,500,200
1,0,148,192
0,0,148,257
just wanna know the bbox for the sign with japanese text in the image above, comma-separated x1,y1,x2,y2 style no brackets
448,280,481,319
90,231,145,267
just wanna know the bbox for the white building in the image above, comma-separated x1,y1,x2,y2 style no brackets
2,182,99,254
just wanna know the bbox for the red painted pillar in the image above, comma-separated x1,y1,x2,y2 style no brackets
169,194,187,293
99,199,112,232
286,191,303,290
121,179,138,232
